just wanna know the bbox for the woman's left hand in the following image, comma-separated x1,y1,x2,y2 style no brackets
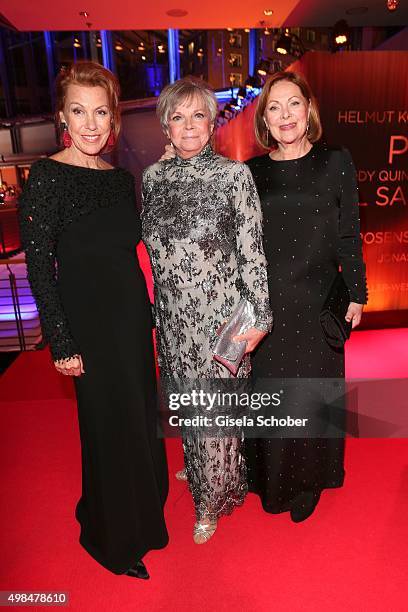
345,302,364,328
233,327,267,353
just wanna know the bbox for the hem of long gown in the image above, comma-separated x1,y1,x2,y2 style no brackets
77,527,169,575
247,473,345,515
75,506,169,575
199,488,248,522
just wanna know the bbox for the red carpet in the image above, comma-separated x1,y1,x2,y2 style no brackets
1,329,408,611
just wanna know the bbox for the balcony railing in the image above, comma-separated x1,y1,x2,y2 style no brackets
0,257,41,352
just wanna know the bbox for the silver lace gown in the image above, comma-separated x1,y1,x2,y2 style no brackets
141,145,272,521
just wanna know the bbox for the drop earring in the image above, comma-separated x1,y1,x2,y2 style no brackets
62,123,72,148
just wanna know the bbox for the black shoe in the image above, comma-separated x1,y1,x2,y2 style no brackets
125,560,150,580
290,491,321,523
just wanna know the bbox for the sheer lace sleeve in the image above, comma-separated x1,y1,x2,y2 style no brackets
18,161,80,361
232,163,273,332
337,148,368,304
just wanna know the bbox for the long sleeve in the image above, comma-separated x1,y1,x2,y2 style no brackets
141,169,157,326
337,148,368,304
232,163,273,332
18,162,80,361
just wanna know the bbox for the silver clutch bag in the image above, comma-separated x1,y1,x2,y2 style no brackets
213,299,256,375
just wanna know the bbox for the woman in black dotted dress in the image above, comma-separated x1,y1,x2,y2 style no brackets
245,72,367,522
18,62,168,578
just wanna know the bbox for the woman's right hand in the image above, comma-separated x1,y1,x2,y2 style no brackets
159,143,176,162
54,355,85,377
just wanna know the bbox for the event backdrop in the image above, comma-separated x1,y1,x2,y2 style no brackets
215,51,408,314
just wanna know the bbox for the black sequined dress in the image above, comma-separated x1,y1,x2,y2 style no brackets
245,144,367,513
19,158,169,573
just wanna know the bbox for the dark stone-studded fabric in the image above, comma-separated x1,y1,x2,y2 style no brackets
19,158,132,361
142,145,273,521
245,144,367,514
18,158,169,573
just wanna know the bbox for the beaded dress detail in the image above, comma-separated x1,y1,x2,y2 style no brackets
19,158,169,573
245,145,367,513
142,145,272,520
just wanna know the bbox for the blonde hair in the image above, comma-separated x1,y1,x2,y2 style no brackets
55,61,121,150
254,71,322,149
157,77,218,132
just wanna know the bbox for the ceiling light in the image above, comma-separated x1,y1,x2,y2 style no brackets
166,8,188,16
244,28,250,33
141,55,146,61
264,9,273,16
264,28,271,35
73,38,81,48
115,41,123,51
333,20,350,46
387,0,399,10
257,59,270,76
276,31,291,54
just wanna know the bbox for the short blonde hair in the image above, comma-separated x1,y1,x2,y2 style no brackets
254,71,322,149
55,61,121,150
157,77,218,132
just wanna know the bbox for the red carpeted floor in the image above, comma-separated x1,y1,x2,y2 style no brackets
1,330,408,611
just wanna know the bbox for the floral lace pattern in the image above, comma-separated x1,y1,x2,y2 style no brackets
142,145,273,520
142,145,272,380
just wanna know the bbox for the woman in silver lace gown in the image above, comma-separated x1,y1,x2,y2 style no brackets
142,78,272,543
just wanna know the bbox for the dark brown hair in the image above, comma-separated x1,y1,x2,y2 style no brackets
254,71,322,149
55,61,121,149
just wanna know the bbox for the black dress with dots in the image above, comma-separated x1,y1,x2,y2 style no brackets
19,159,169,573
245,144,367,514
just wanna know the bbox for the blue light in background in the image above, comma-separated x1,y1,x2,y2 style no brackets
100,31,116,73
168,29,181,83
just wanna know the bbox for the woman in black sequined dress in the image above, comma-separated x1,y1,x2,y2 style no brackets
245,72,367,522
18,62,168,578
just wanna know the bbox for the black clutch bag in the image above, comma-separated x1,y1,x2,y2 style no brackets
319,272,352,348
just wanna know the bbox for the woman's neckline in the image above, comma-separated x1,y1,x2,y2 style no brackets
174,143,214,165
268,144,315,163
44,157,119,171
